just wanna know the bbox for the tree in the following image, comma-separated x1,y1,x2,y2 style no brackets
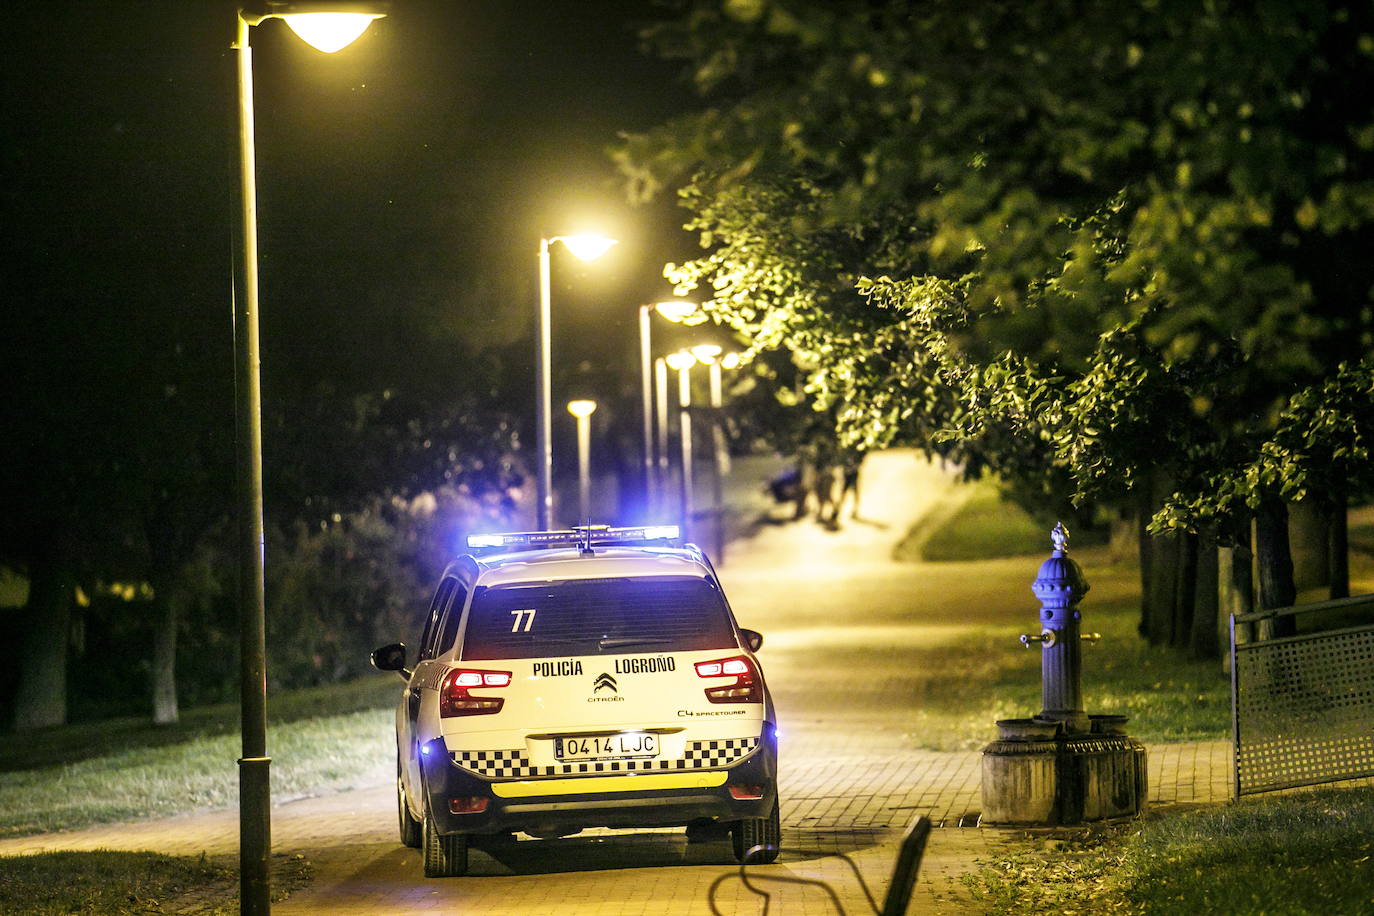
618,0,1374,652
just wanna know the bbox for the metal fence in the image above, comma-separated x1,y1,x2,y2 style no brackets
1230,593,1374,797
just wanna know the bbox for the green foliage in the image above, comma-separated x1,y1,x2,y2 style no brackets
619,0,1374,538
966,787,1374,915
264,480,519,689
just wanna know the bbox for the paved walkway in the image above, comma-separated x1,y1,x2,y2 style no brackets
1,450,1349,914
0,741,1237,914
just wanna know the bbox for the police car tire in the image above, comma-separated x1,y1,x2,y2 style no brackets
397,761,422,849
731,799,781,864
423,809,469,877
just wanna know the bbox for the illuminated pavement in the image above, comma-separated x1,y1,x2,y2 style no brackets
0,451,1243,913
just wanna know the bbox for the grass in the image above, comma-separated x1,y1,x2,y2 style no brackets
965,786,1374,915
0,850,310,915
0,675,400,838
895,477,1107,563
856,593,1231,753
1351,521,1374,556
0,674,401,773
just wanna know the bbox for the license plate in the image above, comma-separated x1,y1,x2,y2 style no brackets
555,732,658,761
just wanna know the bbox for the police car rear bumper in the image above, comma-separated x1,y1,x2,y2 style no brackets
419,727,778,837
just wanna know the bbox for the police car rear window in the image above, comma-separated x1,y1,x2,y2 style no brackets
460,576,736,660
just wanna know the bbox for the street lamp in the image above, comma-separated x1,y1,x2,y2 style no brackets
654,355,670,517
567,399,597,524
664,349,698,539
535,233,617,530
705,352,739,564
638,299,698,517
231,4,384,914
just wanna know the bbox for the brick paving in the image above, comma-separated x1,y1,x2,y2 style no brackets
5,451,1364,913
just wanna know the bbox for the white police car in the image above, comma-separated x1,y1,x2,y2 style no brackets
371,525,780,877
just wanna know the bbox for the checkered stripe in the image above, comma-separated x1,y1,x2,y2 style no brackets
452,737,759,780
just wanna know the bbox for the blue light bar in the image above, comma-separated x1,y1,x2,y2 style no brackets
466,534,506,548
465,525,681,551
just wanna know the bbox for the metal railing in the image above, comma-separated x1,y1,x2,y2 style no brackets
707,815,932,916
1231,593,1374,797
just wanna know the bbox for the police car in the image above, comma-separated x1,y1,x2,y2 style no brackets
371,525,780,877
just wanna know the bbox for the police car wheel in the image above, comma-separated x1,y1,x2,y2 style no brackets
397,759,422,849
731,798,781,864
423,809,469,877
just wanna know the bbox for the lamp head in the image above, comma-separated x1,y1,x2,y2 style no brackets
250,3,388,52
720,352,742,370
689,344,723,364
652,300,700,324
556,234,618,261
665,350,697,371
566,399,598,419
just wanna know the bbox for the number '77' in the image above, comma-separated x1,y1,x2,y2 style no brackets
510,608,536,632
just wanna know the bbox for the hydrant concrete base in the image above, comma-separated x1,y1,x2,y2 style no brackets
980,719,1148,826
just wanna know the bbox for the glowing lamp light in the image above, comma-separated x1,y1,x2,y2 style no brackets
665,350,696,371
721,352,742,370
282,12,383,53
690,343,723,364
557,234,618,261
567,399,598,419
653,300,700,323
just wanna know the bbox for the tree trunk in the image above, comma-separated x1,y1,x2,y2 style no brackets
1141,471,1181,646
1229,517,1256,617
150,588,179,725
1255,497,1297,638
1327,478,1350,601
1135,484,1153,638
1172,532,1198,650
1288,499,1329,591
1221,517,1257,660
13,542,75,730
1144,531,1180,645
1190,532,1221,659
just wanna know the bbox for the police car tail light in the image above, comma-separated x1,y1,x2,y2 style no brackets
694,656,760,703
440,668,511,717
449,797,489,814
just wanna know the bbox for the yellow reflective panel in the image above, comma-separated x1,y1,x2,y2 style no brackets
491,771,727,798
282,13,381,53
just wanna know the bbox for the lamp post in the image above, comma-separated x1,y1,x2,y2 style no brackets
535,233,616,530
705,351,738,564
231,5,383,914
684,345,725,561
638,299,698,517
654,356,670,518
665,350,698,538
567,399,597,524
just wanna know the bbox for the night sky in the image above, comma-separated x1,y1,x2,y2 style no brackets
4,1,704,483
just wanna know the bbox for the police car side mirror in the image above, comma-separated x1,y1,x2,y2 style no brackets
741,629,763,653
371,642,411,679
